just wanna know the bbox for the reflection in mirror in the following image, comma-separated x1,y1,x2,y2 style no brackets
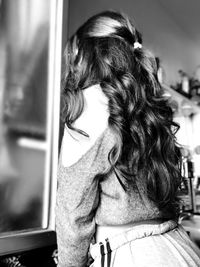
0,0,50,234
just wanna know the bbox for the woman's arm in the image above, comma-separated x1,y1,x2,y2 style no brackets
56,84,109,267
56,166,99,267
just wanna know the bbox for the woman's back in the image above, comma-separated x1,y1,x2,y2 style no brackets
56,10,200,267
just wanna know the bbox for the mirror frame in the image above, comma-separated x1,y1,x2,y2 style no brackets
0,0,67,256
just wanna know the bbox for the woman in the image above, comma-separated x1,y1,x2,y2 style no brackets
56,11,200,267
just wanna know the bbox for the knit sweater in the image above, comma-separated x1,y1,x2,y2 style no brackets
56,126,165,267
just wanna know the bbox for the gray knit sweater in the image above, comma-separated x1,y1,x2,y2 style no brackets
56,127,163,267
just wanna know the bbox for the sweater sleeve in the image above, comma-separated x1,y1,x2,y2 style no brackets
55,134,107,267
56,85,109,266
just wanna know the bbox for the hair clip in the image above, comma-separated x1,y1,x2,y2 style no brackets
134,42,142,49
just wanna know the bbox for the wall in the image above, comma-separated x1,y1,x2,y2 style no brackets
67,0,200,85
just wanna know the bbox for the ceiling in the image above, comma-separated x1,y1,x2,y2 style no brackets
157,0,200,44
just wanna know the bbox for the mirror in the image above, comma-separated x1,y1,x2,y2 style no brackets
0,0,51,234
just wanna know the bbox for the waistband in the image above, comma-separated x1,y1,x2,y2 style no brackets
95,219,164,242
90,220,178,260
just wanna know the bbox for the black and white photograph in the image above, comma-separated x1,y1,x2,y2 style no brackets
0,1,200,266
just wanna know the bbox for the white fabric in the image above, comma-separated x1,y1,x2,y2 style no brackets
61,84,109,167
90,221,200,267
95,219,163,242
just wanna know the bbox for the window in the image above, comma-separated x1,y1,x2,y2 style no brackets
0,0,66,255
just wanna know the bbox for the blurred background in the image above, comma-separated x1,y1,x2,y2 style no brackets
0,0,50,233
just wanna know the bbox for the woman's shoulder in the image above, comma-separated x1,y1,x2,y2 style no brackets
61,84,110,168
74,84,109,139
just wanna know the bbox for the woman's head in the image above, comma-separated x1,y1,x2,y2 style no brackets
62,11,182,218
65,11,142,86
63,11,159,128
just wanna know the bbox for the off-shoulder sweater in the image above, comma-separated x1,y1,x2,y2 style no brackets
55,84,176,267
55,125,169,267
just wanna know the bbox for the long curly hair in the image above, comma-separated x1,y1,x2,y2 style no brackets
62,11,182,217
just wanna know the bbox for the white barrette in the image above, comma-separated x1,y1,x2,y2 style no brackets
134,42,142,49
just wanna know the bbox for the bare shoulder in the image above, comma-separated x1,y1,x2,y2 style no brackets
73,84,109,140
61,84,109,167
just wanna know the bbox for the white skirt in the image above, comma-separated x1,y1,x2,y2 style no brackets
89,220,200,267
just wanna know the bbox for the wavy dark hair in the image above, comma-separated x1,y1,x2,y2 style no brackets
62,11,182,217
